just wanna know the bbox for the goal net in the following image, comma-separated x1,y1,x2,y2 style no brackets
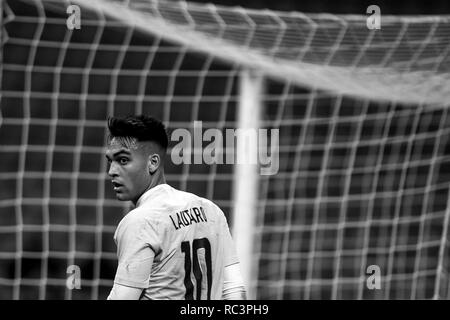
1,0,450,300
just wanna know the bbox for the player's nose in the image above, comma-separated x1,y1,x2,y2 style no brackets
108,162,119,177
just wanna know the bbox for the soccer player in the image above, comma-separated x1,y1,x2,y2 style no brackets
105,115,246,300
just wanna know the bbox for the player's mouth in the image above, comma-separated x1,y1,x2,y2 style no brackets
112,181,124,192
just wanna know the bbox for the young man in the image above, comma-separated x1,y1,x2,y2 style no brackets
105,115,246,300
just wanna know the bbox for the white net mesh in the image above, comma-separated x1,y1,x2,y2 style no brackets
1,0,450,299
256,91,450,299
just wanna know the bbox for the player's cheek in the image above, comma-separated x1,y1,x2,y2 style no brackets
130,167,146,193
119,170,132,196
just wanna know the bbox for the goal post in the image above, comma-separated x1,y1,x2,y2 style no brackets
232,69,264,299
1,0,450,300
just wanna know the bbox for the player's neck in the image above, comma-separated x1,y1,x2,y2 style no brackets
133,171,166,206
149,172,166,190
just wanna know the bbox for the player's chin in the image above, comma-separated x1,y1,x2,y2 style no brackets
114,191,131,201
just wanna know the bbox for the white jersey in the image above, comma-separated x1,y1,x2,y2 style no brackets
112,183,239,300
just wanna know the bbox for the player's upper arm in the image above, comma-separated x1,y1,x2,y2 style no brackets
222,263,247,300
114,214,158,288
107,283,143,300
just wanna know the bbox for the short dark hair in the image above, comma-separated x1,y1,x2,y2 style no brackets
107,115,168,150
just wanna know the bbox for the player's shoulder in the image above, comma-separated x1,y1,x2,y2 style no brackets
188,193,227,221
118,205,160,230
169,185,199,200
199,196,223,214
115,206,163,243
131,204,164,222
166,185,228,221
173,187,221,210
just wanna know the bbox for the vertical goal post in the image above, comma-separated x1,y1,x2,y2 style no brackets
1,0,450,299
232,68,264,299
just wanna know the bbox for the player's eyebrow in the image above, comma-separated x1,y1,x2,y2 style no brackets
105,149,131,160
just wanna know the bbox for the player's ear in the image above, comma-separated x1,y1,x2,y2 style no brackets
147,153,161,174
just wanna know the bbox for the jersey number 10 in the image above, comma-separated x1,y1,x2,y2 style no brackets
181,238,212,300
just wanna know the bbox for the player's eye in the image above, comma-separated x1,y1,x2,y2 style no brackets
118,157,129,165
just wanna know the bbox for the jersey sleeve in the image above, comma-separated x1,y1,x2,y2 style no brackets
113,214,161,289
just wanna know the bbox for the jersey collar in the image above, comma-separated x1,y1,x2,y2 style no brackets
136,183,170,208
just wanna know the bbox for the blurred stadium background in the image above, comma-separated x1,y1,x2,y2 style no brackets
1,0,450,300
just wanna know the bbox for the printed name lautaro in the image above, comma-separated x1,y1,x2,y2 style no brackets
169,206,207,230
